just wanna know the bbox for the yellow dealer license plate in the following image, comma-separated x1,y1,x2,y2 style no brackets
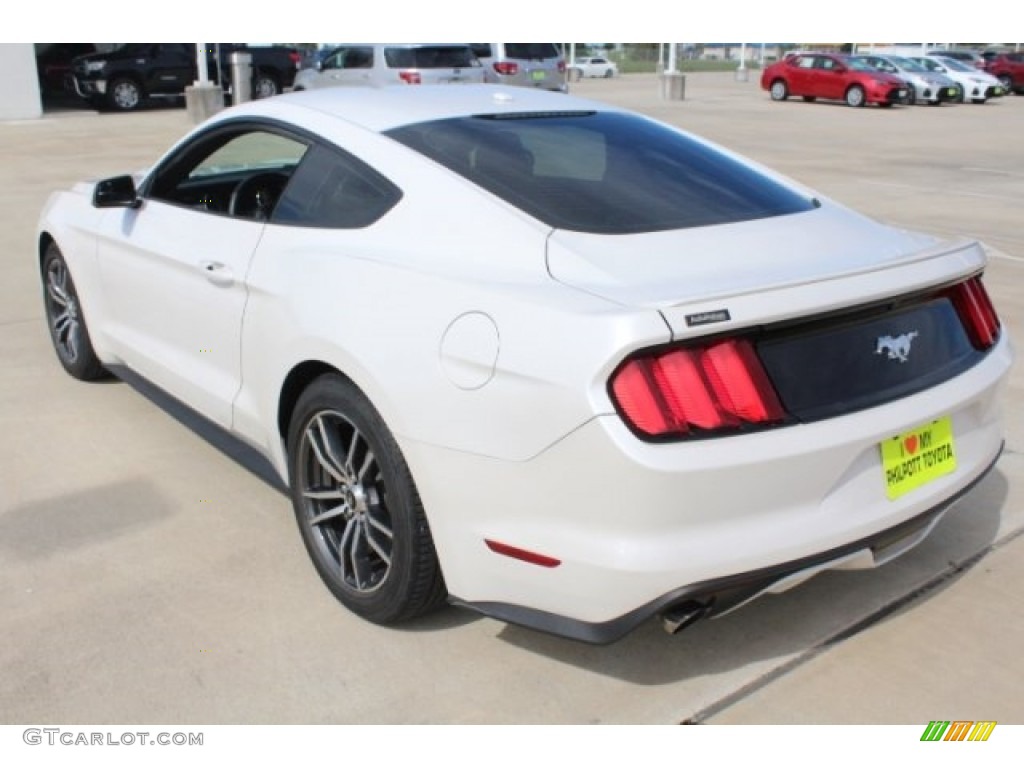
880,417,957,501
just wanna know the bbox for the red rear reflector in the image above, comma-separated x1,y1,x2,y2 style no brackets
485,539,561,568
611,338,786,439
948,277,1001,350
398,70,422,85
494,61,518,76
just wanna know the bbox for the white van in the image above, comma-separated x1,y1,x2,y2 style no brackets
293,44,484,89
469,43,567,92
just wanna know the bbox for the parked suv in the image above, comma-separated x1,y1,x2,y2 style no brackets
469,43,567,92
982,51,1024,93
70,43,301,111
292,44,483,89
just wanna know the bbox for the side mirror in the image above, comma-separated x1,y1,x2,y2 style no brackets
93,175,141,209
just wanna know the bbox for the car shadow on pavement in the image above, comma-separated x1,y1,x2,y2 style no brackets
491,469,1009,688
0,479,173,560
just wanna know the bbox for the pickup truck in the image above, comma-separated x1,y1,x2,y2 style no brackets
70,43,301,111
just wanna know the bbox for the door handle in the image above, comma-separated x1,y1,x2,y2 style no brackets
199,260,235,287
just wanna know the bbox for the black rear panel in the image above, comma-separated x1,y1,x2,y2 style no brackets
757,297,980,422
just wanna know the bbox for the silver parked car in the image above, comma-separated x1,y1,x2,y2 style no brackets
293,44,483,89
856,54,959,105
469,43,567,92
912,56,1005,103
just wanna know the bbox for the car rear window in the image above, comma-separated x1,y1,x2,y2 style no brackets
504,44,560,60
384,46,478,69
387,112,815,234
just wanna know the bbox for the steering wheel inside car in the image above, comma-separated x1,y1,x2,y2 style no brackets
228,172,290,220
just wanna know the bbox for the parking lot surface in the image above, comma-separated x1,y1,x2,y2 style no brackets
1,72,1022,724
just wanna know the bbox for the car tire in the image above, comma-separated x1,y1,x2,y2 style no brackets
997,74,1012,91
287,373,447,625
845,84,866,107
41,243,107,381
107,77,143,111
253,72,280,100
769,79,788,101
604,69,614,78
801,95,816,102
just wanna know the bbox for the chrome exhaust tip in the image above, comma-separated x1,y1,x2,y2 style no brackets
660,600,712,635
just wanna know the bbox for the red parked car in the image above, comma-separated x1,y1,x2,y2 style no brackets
761,53,909,107
982,52,1024,93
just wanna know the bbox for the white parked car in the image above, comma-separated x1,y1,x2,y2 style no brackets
911,56,1006,103
855,54,959,104
293,44,483,89
571,56,619,78
37,86,1011,643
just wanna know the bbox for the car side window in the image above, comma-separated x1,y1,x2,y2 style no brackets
322,50,343,70
147,127,309,219
343,47,373,69
795,56,814,69
469,44,492,58
271,143,401,229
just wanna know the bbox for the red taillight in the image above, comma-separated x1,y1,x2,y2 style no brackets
947,276,1001,349
610,339,786,439
289,51,301,65
557,60,566,73
398,70,422,85
494,61,518,76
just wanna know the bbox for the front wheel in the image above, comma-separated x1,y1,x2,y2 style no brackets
604,69,614,78
769,79,788,101
42,243,107,380
845,84,866,107
288,374,447,625
998,74,1012,91
107,77,143,111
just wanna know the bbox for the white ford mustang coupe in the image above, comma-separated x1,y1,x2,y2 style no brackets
37,86,1011,643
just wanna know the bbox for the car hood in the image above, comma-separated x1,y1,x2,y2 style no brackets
546,203,946,325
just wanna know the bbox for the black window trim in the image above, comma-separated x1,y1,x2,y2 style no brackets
140,116,403,228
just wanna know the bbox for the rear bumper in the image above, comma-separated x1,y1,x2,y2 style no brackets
410,333,1011,642
452,447,1001,643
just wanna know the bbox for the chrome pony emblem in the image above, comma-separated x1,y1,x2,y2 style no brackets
875,331,919,363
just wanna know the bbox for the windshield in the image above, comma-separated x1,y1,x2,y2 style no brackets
936,57,974,72
387,112,814,235
890,56,927,72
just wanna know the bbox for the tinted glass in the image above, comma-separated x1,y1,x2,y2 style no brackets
272,144,401,228
385,46,478,69
504,44,560,60
387,112,814,235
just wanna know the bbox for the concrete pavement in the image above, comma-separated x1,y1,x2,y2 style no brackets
1,73,1021,724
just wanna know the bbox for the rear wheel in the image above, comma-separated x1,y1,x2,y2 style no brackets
769,79,788,101
287,374,447,625
253,72,280,99
42,243,107,381
845,84,866,107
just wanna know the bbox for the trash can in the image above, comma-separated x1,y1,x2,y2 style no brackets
230,51,253,104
